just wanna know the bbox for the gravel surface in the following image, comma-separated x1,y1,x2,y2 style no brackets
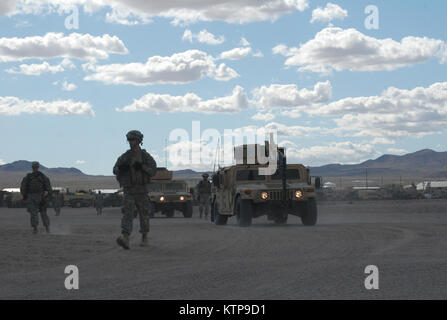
1,199,447,299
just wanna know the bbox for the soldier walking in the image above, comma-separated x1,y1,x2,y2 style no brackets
52,190,64,216
94,191,104,215
113,130,157,249
20,162,52,234
196,173,211,219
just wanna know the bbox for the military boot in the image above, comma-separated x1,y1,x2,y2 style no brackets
33,226,38,234
139,233,148,247
117,233,130,250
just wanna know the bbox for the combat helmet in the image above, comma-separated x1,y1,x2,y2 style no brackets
126,130,144,143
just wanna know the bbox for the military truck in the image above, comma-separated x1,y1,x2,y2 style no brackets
211,143,318,227
2,189,26,208
148,168,193,218
64,190,95,208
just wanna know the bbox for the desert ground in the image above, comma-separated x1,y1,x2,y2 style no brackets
0,199,447,300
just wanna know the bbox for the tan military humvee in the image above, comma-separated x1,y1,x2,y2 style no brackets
211,144,318,227
64,190,95,208
148,168,193,218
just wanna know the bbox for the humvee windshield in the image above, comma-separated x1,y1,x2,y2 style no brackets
148,183,162,192
165,183,186,191
271,169,301,180
236,170,266,181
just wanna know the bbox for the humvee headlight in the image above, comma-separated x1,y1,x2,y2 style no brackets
160,196,165,202
244,189,252,195
261,192,269,200
295,190,303,198
179,196,185,201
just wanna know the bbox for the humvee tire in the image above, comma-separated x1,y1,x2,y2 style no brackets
301,198,317,226
183,201,193,218
213,201,228,225
236,197,252,227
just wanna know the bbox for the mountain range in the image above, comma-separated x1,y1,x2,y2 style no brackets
0,160,84,175
1,149,447,179
309,149,447,177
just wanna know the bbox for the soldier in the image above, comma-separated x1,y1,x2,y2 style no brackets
52,190,64,216
196,173,211,219
20,161,52,234
113,130,157,249
94,190,104,215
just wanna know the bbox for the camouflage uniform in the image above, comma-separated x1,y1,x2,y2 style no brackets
20,163,52,233
113,131,157,249
94,192,104,215
196,176,211,219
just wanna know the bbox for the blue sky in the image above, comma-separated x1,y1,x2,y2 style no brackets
1,0,446,175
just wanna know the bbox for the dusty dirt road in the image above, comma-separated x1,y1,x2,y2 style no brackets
1,199,447,299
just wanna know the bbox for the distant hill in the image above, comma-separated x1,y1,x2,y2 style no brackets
310,149,447,177
0,160,48,172
0,160,85,176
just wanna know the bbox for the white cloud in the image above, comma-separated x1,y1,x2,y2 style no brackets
182,29,225,45
253,51,264,58
283,141,379,166
266,122,334,137
273,27,447,73
253,81,332,110
117,86,248,114
0,159,5,165
279,109,302,118
372,137,395,145
5,58,75,75
76,160,86,165
310,3,348,24
3,0,309,25
105,9,152,25
0,96,94,116
84,50,238,85
219,47,252,60
387,148,407,155
240,37,250,47
0,32,128,63
316,82,447,138
237,122,332,138
0,0,16,15
251,112,276,122
61,80,77,91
